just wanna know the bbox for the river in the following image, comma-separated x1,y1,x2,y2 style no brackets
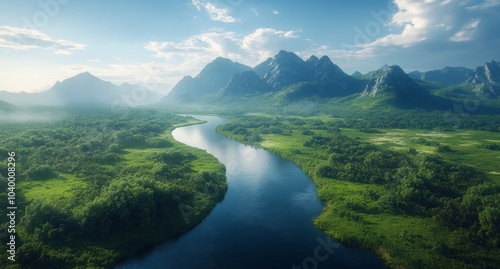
116,115,386,269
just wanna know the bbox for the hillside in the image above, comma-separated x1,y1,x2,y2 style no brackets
162,57,251,102
0,99,13,108
162,50,365,105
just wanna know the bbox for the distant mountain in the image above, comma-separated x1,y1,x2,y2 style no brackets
157,50,498,111
219,71,272,96
163,57,251,102
117,82,163,105
409,66,473,85
0,72,162,107
361,65,455,110
306,55,320,69
43,72,122,106
362,65,423,97
0,99,14,111
351,71,364,79
261,50,311,90
259,51,362,96
467,61,500,96
253,57,273,77
313,56,361,94
277,55,364,100
353,64,391,80
0,91,42,106
409,61,500,97
163,50,363,103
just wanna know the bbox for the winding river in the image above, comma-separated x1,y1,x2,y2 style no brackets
116,115,386,269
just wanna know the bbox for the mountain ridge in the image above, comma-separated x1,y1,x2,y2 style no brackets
409,61,499,97
163,50,365,103
2,52,499,110
0,72,163,107
162,57,251,102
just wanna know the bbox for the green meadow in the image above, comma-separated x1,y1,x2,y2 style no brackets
217,114,500,269
340,128,500,184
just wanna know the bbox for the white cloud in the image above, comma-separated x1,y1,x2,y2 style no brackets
365,0,445,48
335,0,499,59
242,28,301,61
146,28,302,71
191,0,239,23
145,31,244,70
272,10,280,15
296,0,500,73
136,27,304,91
251,8,258,16
450,18,481,41
0,25,85,54
467,0,500,10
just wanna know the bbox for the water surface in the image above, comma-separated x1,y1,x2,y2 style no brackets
116,115,386,269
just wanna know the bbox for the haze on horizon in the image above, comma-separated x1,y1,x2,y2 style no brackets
1,0,499,93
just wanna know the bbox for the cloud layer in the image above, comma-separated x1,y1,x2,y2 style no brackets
304,0,500,72
116,0,500,92
0,26,85,55
148,0,500,76
145,28,301,73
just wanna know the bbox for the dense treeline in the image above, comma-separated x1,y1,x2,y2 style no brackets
0,109,226,268
218,115,500,268
334,110,500,132
304,133,499,247
269,99,500,131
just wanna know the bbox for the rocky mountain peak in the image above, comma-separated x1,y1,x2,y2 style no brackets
306,55,319,64
362,65,421,97
263,51,308,90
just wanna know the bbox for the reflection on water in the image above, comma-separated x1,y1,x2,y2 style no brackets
116,115,386,269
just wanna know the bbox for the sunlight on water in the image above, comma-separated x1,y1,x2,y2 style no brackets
117,115,386,269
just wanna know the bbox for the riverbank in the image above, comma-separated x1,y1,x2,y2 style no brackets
117,114,387,269
0,111,227,269
216,114,500,269
109,126,227,268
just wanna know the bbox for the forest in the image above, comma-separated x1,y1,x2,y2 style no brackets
1,105,499,268
217,114,500,268
0,108,226,268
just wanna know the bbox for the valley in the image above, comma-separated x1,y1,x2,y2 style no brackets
3,0,500,267
1,50,499,269
217,114,500,269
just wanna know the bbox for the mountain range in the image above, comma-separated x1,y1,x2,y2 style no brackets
0,72,162,107
1,51,499,109
0,99,14,111
409,61,500,96
161,50,499,108
162,50,365,103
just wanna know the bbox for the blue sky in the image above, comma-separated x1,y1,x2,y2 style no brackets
1,0,500,93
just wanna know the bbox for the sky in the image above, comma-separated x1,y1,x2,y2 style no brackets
1,0,500,94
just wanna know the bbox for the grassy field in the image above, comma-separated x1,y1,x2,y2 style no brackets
217,114,500,269
19,173,88,204
340,128,500,184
